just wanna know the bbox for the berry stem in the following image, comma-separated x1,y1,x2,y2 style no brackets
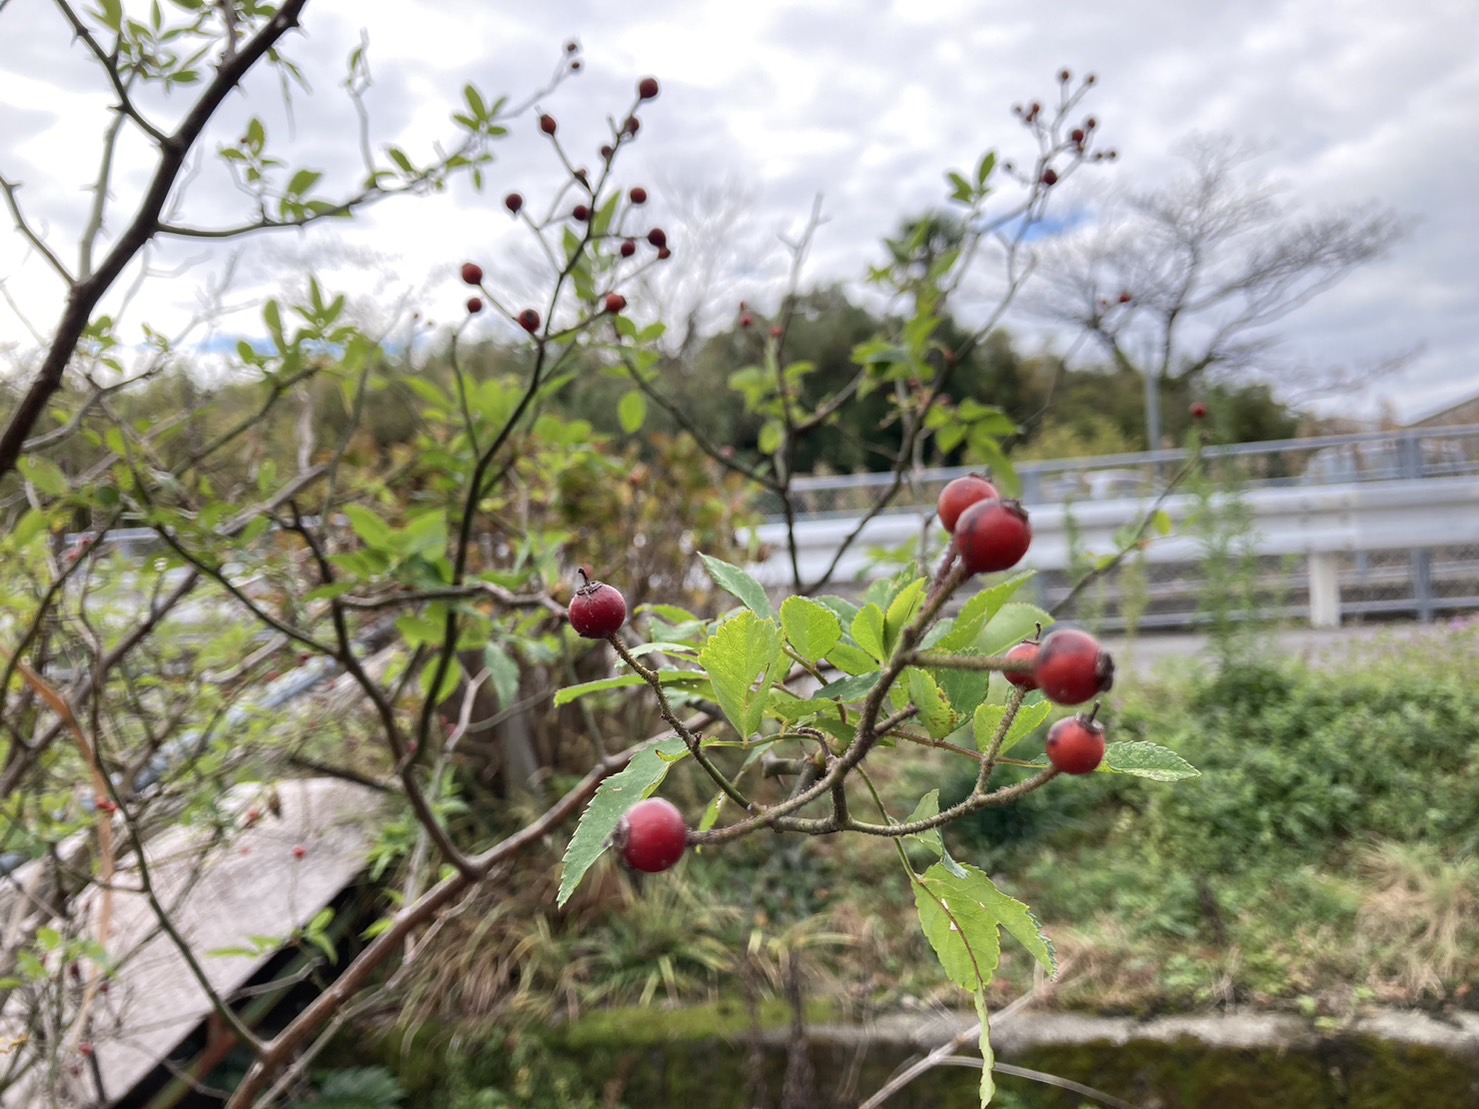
606,633,756,813
908,651,1034,675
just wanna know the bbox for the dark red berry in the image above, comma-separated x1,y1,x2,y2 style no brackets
570,59,582,71
1046,712,1106,775
1059,68,1072,83
1118,290,1133,303
466,297,483,315
600,143,615,160
565,39,579,53
1190,402,1208,420
623,115,640,136
1071,128,1086,143
937,475,999,534
604,293,627,314
620,239,637,257
568,568,627,638
739,313,754,329
505,192,523,214
460,262,483,286
540,114,558,136
637,77,660,100
572,203,591,222
292,845,307,860
617,797,687,873
1005,640,1040,691
657,246,671,260
647,227,667,248
1041,168,1059,187
517,308,541,334
770,325,783,339
954,499,1032,574
1034,627,1114,706
629,186,648,205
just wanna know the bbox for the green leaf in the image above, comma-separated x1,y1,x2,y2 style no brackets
976,989,996,1107
907,668,956,740
618,389,647,433
757,419,783,456
484,644,521,709
18,456,68,497
914,861,1056,993
814,671,881,703
977,602,1053,657
935,572,1034,652
557,737,690,907
903,789,944,859
851,603,886,662
342,504,392,550
698,611,783,739
554,669,708,706
287,168,322,196
883,578,926,656
973,696,1050,757
780,596,842,664
1102,741,1200,781
825,641,878,676
1153,508,1173,537
699,553,773,618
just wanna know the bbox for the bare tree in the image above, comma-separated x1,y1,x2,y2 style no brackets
1027,135,1407,438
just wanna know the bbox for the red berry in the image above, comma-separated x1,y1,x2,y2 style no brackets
1059,68,1072,82
460,262,483,286
1034,627,1115,706
656,246,671,260
739,313,754,329
466,297,483,315
620,239,637,257
618,797,687,873
604,293,627,314
79,1042,94,1057
504,192,523,215
540,114,558,136
573,203,591,222
954,499,1032,574
1071,128,1086,143
937,475,999,534
517,308,541,334
647,228,667,248
1004,639,1040,691
637,76,660,100
568,569,627,638
1045,712,1106,775
565,39,579,53
629,186,648,205
1118,291,1133,304
570,59,582,72
245,807,261,826
770,326,783,339
1041,168,1059,187
600,143,615,160
1190,402,1208,420
623,115,640,136
292,845,307,860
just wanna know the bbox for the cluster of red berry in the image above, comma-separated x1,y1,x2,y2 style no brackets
937,474,1114,776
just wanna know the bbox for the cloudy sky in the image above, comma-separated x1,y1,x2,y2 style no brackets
1,0,1477,423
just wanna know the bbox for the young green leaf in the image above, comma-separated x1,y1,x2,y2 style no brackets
907,668,957,740
883,577,927,656
698,611,783,738
699,553,773,618
557,737,689,907
934,572,1035,653
851,603,887,662
780,596,843,664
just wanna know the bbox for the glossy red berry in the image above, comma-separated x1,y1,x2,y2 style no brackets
466,297,483,315
637,77,660,100
647,227,667,249
539,114,558,136
622,115,640,136
620,239,637,257
504,192,523,215
629,186,648,205
1034,627,1115,706
618,797,687,873
954,499,1031,574
1190,402,1208,420
573,203,591,222
937,475,999,534
460,262,483,286
604,293,627,314
517,308,541,334
1004,639,1041,691
1045,712,1106,775
568,569,627,638
1041,168,1059,187
1118,290,1133,304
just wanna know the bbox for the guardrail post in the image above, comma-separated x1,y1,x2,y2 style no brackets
1308,552,1342,628
1411,549,1436,623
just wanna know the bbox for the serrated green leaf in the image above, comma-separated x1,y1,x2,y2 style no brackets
903,789,944,858
973,696,1051,757
935,572,1035,652
908,668,956,740
618,390,647,433
780,596,842,664
557,738,689,906
824,641,877,676
1102,740,1200,781
851,603,886,662
813,594,861,625
915,861,1056,994
815,671,881,703
698,611,783,739
553,669,708,706
883,578,927,656
699,553,773,618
